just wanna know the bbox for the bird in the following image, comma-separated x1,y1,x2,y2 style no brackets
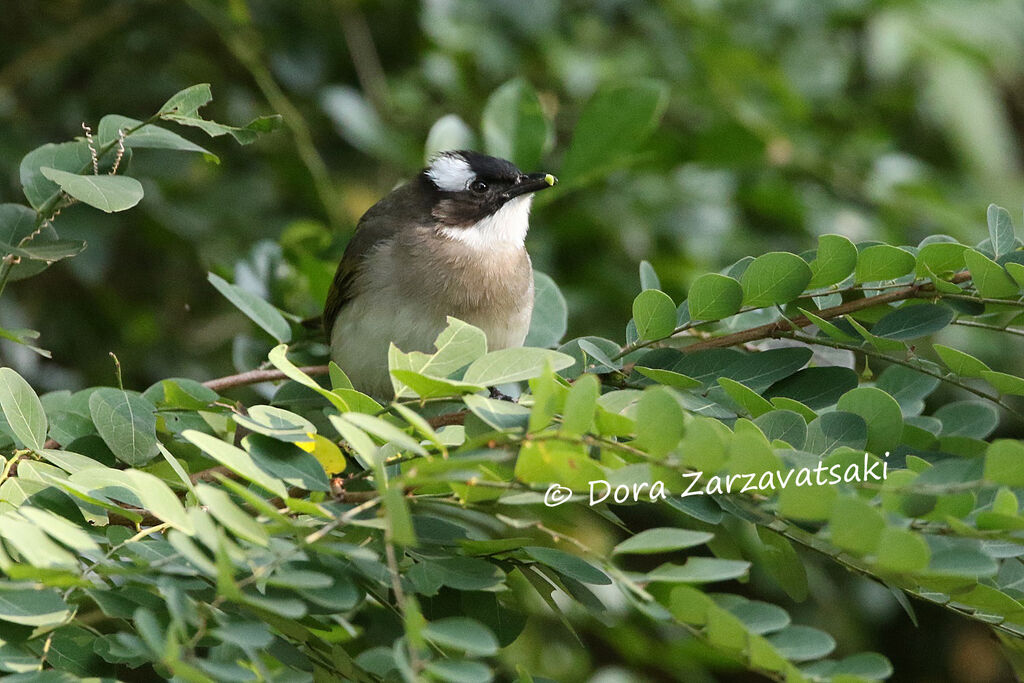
323,150,557,398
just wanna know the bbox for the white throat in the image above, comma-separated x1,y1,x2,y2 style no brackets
440,195,533,250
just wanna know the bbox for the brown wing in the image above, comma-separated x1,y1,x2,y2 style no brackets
322,180,434,334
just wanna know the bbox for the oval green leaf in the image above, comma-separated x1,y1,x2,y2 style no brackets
740,252,812,307
688,273,743,321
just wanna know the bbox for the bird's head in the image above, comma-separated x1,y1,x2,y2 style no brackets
423,150,556,249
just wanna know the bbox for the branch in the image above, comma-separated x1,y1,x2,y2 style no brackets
783,331,1024,422
679,271,972,354
203,365,329,392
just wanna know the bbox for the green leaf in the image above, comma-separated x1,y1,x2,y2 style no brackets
870,303,953,340
462,348,575,387
424,617,499,656
481,78,549,169
244,434,330,492
0,511,77,568
632,289,677,340
408,557,505,592
798,308,857,342
577,339,623,372
233,404,314,442
208,272,291,343
16,507,99,552
639,260,660,291
830,497,884,555
534,437,600,495
0,588,71,627
0,367,47,450
389,369,485,399
634,366,701,389
158,83,213,116
389,317,488,397
560,80,668,185
267,344,347,411
934,400,998,438
426,660,492,683
39,167,143,213
77,467,193,533
934,344,990,378
1008,262,1024,288
778,481,837,521
915,242,967,277
88,388,158,466
726,599,791,635
687,273,744,320
524,546,610,585
183,429,287,497
634,386,685,458
647,557,751,583
339,412,427,455
807,234,857,288
927,548,998,578
98,114,216,160
988,204,1016,260
159,87,282,145
740,252,812,307
717,377,774,417
19,141,93,210
463,394,531,432
196,483,269,546
876,364,940,409
756,528,809,602
767,625,836,662
875,527,930,572
765,367,858,409
982,370,1024,396
836,387,903,454
964,249,1019,298
805,412,867,454
753,410,807,449
524,271,568,348
613,528,713,555
855,244,915,282
0,204,63,286
561,373,599,436
840,316,903,353
985,440,1024,486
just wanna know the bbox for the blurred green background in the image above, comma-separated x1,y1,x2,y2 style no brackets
4,1,1024,680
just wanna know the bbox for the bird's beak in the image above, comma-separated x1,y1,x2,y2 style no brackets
502,172,558,200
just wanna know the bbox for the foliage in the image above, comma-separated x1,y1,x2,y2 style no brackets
3,84,1024,681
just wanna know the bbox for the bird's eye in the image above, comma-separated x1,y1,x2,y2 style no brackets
469,180,488,194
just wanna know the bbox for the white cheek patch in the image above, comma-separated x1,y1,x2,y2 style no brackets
440,195,533,250
427,153,475,192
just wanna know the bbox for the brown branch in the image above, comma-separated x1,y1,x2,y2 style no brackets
203,365,329,392
427,410,468,428
680,271,972,354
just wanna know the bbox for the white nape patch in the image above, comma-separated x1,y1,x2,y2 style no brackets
426,153,475,192
440,195,533,250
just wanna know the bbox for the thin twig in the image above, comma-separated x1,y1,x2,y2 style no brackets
202,365,329,392
952,320,1024,339
679,271,972,354
782,331,1024,421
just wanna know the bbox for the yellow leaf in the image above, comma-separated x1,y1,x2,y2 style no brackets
297,433,347,475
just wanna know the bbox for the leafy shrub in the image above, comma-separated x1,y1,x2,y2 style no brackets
3,85,1024,682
